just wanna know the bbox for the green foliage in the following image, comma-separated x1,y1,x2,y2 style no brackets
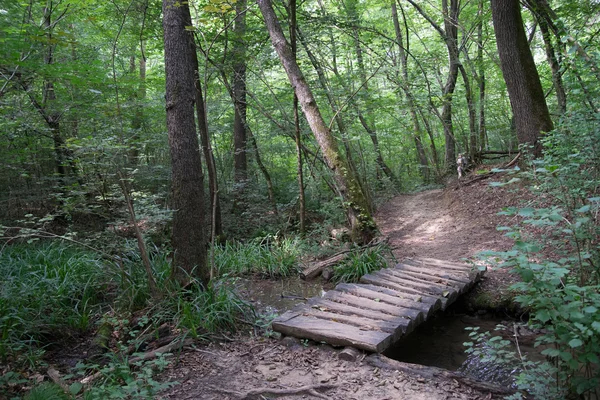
213,235,301,278
0,242,108,366
24,382,70,400
332,244,392,283
463,327,566,399
478,115,600,398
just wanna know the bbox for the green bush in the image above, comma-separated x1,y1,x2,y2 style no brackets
477,114,600,398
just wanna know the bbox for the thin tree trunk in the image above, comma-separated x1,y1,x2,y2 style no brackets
477,0,487,155
537,15,567,114
193,52,223,240
391,0,429,181
290,0,305,233
458,64,477,160
232,0,248,207
258,0,376,244
162,0,208,286
346,0,398,185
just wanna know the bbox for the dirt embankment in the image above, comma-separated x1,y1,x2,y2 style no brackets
160,181,523,399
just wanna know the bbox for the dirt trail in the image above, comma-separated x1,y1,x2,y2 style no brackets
160,186,517,399
376,189,508,262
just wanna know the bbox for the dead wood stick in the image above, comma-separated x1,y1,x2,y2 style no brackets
81,338,193,385
366,354,515,396
47,367,70,394
504,152,521,168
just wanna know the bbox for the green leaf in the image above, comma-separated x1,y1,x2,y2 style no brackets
583,306,597,314
541,348,560,357
576,205,590,213
568,338,583,348
518,207,535,217
69,382,83,395
536,309,551,323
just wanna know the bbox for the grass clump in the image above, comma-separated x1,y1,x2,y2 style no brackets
0,242,109,365
213,234,301,278
332,244,392,283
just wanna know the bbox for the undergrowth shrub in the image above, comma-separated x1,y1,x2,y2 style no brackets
477,113,600,399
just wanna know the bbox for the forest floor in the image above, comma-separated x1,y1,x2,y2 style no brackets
159,176,527,400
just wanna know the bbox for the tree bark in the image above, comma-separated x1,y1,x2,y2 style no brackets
491,0,553,158
258,0,376,244
162,0,208,286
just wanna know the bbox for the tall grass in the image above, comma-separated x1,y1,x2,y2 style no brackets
332,245,391,283
0,242,109,364
213,235,301,278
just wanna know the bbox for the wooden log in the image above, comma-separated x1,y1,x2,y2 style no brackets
355,282,442,311
307,298,401,323
385,268,464,291
323,291,424,324
335,283,434,317
409,257,475,272
394,263,472,284
301,252,349,280
360,274,448,309
339,346,362,362
405,258,486,281
373,270,458,303
272,314,392,352
299,307,398,334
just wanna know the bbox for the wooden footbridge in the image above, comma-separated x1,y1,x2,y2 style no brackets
272,258,485,353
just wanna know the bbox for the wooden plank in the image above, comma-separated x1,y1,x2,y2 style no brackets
394,263,472,284
307,298,400,323
385,268,463,289
360,274,449,309
299,307,398,334
335,283,434,317
406,257,479,273
393,269,471,292
354,281,441,308
272,314,391,352
323,291,424,324
374,270,458,302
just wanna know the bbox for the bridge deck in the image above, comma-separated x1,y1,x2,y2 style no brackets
272,257,485,353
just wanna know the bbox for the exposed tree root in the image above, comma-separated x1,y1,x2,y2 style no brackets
211,383,338,399
366,354,515,396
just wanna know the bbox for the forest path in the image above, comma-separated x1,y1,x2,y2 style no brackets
376,188,505,263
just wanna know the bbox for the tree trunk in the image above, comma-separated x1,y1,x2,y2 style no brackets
491,0,553,157
537,14,567,115
477,0,487,155
193,52,223,240
391,0,429,182
232,0,248,206
258,0,376,244
290,0,305,233
162,0,208,286
458,64,477,160
441,0,459,171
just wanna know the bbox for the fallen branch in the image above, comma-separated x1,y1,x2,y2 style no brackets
366,354,515,396
504,152,521,169
212,383,338,399
47,367,70,394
